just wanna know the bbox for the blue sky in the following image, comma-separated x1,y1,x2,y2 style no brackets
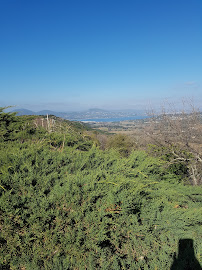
0,0,201,111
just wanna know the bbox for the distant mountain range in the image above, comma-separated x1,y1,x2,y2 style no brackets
12,108,144,120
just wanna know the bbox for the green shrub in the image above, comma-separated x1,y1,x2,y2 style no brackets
106,134,135,157
0,109,201,269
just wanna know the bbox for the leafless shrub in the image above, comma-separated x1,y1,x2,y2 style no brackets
145,100,202,185
96,133,108,150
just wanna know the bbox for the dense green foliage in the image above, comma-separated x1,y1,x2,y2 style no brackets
106,134,135,157
0,109,201,269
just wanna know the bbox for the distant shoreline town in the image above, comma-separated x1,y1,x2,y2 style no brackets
12,108,146,122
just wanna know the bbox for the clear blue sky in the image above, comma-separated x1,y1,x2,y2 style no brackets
0,0,201,111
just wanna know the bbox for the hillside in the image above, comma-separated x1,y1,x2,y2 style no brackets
0,108,201,269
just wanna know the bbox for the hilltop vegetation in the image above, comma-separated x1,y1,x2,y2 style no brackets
0,108,201,269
